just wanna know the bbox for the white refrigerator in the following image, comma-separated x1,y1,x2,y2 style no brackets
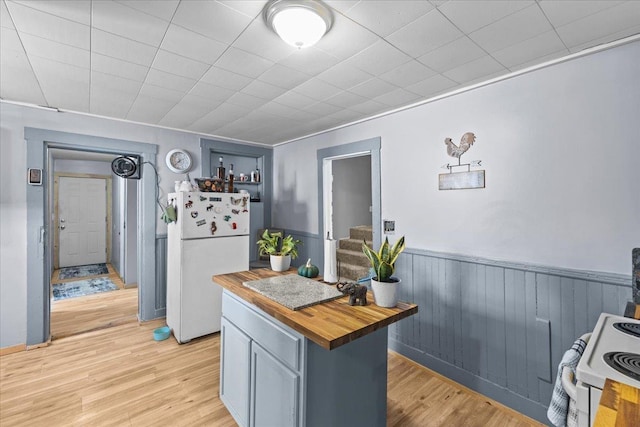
167,191,250,343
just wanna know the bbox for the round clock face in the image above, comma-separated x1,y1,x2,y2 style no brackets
166,149,192,173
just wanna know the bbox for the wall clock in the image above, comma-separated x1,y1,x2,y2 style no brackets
166,149,192,174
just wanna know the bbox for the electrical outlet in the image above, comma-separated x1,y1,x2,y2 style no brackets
383,220,395,234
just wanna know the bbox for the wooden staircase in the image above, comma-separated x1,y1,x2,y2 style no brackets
336,225,373,281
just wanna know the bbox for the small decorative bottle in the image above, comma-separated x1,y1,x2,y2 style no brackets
255,168,260,183
216,156,225,182
228,163,234,193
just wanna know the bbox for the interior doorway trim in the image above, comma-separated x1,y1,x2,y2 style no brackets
25,128,158,346
53,172,113,269
317,137,382,251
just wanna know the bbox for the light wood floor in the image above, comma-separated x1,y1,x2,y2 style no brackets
50,264,138,339
1,307,544,426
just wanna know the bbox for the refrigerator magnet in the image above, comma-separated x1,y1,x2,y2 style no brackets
211,222,217,234
185,201,193,209
196,219,206,226
190,211,198,218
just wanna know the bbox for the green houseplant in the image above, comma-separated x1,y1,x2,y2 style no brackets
257,229,302,272
362,236,405,307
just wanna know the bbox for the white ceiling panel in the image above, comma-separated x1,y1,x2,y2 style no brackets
7,1,89,49
20,33,89,69
151,49,210,80
116,0,179,21
11,0,91,25
92,0,169,47
343,0,434,37
468,4,553,53
172,0,252,44
92,29,157,67
1,0,638,145
438,0,534,34
91,52,149,82
387,9,463,58
161,24,227,64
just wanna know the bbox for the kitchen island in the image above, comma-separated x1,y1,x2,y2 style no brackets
213,268,418,427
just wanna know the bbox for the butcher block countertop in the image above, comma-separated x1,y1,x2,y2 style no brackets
594,378,640,427
213,268,418,350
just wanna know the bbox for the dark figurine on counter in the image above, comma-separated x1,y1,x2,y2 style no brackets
336,282,368,306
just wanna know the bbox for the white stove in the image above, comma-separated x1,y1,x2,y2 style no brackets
575,312,640,427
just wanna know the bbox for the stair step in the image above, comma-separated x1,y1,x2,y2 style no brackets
338,238,370,252
336,248,370,268
349,225,373,241
337,262,371,282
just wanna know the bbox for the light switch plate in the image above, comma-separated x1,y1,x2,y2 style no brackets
383,220,395,234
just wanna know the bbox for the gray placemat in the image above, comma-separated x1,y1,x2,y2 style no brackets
243,274,343,310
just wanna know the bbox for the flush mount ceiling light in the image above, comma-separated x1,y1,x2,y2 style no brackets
264,0,333,49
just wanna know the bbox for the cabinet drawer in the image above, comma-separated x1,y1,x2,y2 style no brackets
222,292,302,371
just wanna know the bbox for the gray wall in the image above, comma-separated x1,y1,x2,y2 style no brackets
332,155,372,240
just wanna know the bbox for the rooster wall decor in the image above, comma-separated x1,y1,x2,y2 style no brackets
439,131,485,190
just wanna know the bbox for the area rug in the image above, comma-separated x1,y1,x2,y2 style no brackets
58,263,109,280
53,277,118,301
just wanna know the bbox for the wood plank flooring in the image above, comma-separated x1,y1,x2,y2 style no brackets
50,264,138,339
1,324,544,426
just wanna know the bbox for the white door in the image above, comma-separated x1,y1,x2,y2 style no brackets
59,177,107,267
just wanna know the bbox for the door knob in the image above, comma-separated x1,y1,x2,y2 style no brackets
60,218,65,223
60,225,66,230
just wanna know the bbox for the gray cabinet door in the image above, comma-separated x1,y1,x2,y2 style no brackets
250,342,300,427
220,317,251,427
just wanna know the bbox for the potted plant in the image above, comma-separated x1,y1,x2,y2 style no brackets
257,229,302,272
362,236,406,307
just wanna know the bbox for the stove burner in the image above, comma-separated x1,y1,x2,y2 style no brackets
613,322,640,338
603,352,640,382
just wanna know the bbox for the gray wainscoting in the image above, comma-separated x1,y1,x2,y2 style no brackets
283,230,324,270
389,248,632,424
155,235,167,317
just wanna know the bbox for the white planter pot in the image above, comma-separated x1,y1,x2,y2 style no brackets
370,278,400,308
270,255,291,272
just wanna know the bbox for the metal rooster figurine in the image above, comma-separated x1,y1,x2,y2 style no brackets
443,132,481,172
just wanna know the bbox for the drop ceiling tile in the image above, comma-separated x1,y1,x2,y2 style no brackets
138,82,185,103
349,99,388,115
344,0,434,37
226,91,269,109
0,29,46,104
90,85,137,118
349,78,398,99
152,49,209,80
278,47,341,75
180,93,224,110
92,29,157,67
555,1,640,49
7,1,89,49
292,78,342,101
12,0,91,25
145,68,196,93
568,25,640,53
406,73,458,97
1,1,15,29
316,62,374,90
116,0,179,21
323,1,359,15
258,102,316,121
161,24,227,64
416,36,487,73
468,4,553,53
491,30,568,69
29,56,89,110
378,60,437,87
215,47,274,79
342,40,413,76
314,12,379,60
232,20,296,63
387,9,462,58
324,90,369,109
91,70,143,94
257,64,310,89
241,80,288,100
218,1,265,18
509,50,569,72
189,81,235,103
189,103,251,133
539,0,625,27
127,95,176,123
272,90,316,109
92,0,169,47
443,55,506,84
20,33,89,69
373,88,422,108
158,104,209,129
438,0,534,33
91,52,149,82
302,101,343,116
199,66,252,91
172,0,251,44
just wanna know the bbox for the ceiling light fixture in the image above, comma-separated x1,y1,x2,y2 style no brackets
264,0,333,49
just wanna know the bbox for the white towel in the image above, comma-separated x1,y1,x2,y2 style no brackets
547,337,588,427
